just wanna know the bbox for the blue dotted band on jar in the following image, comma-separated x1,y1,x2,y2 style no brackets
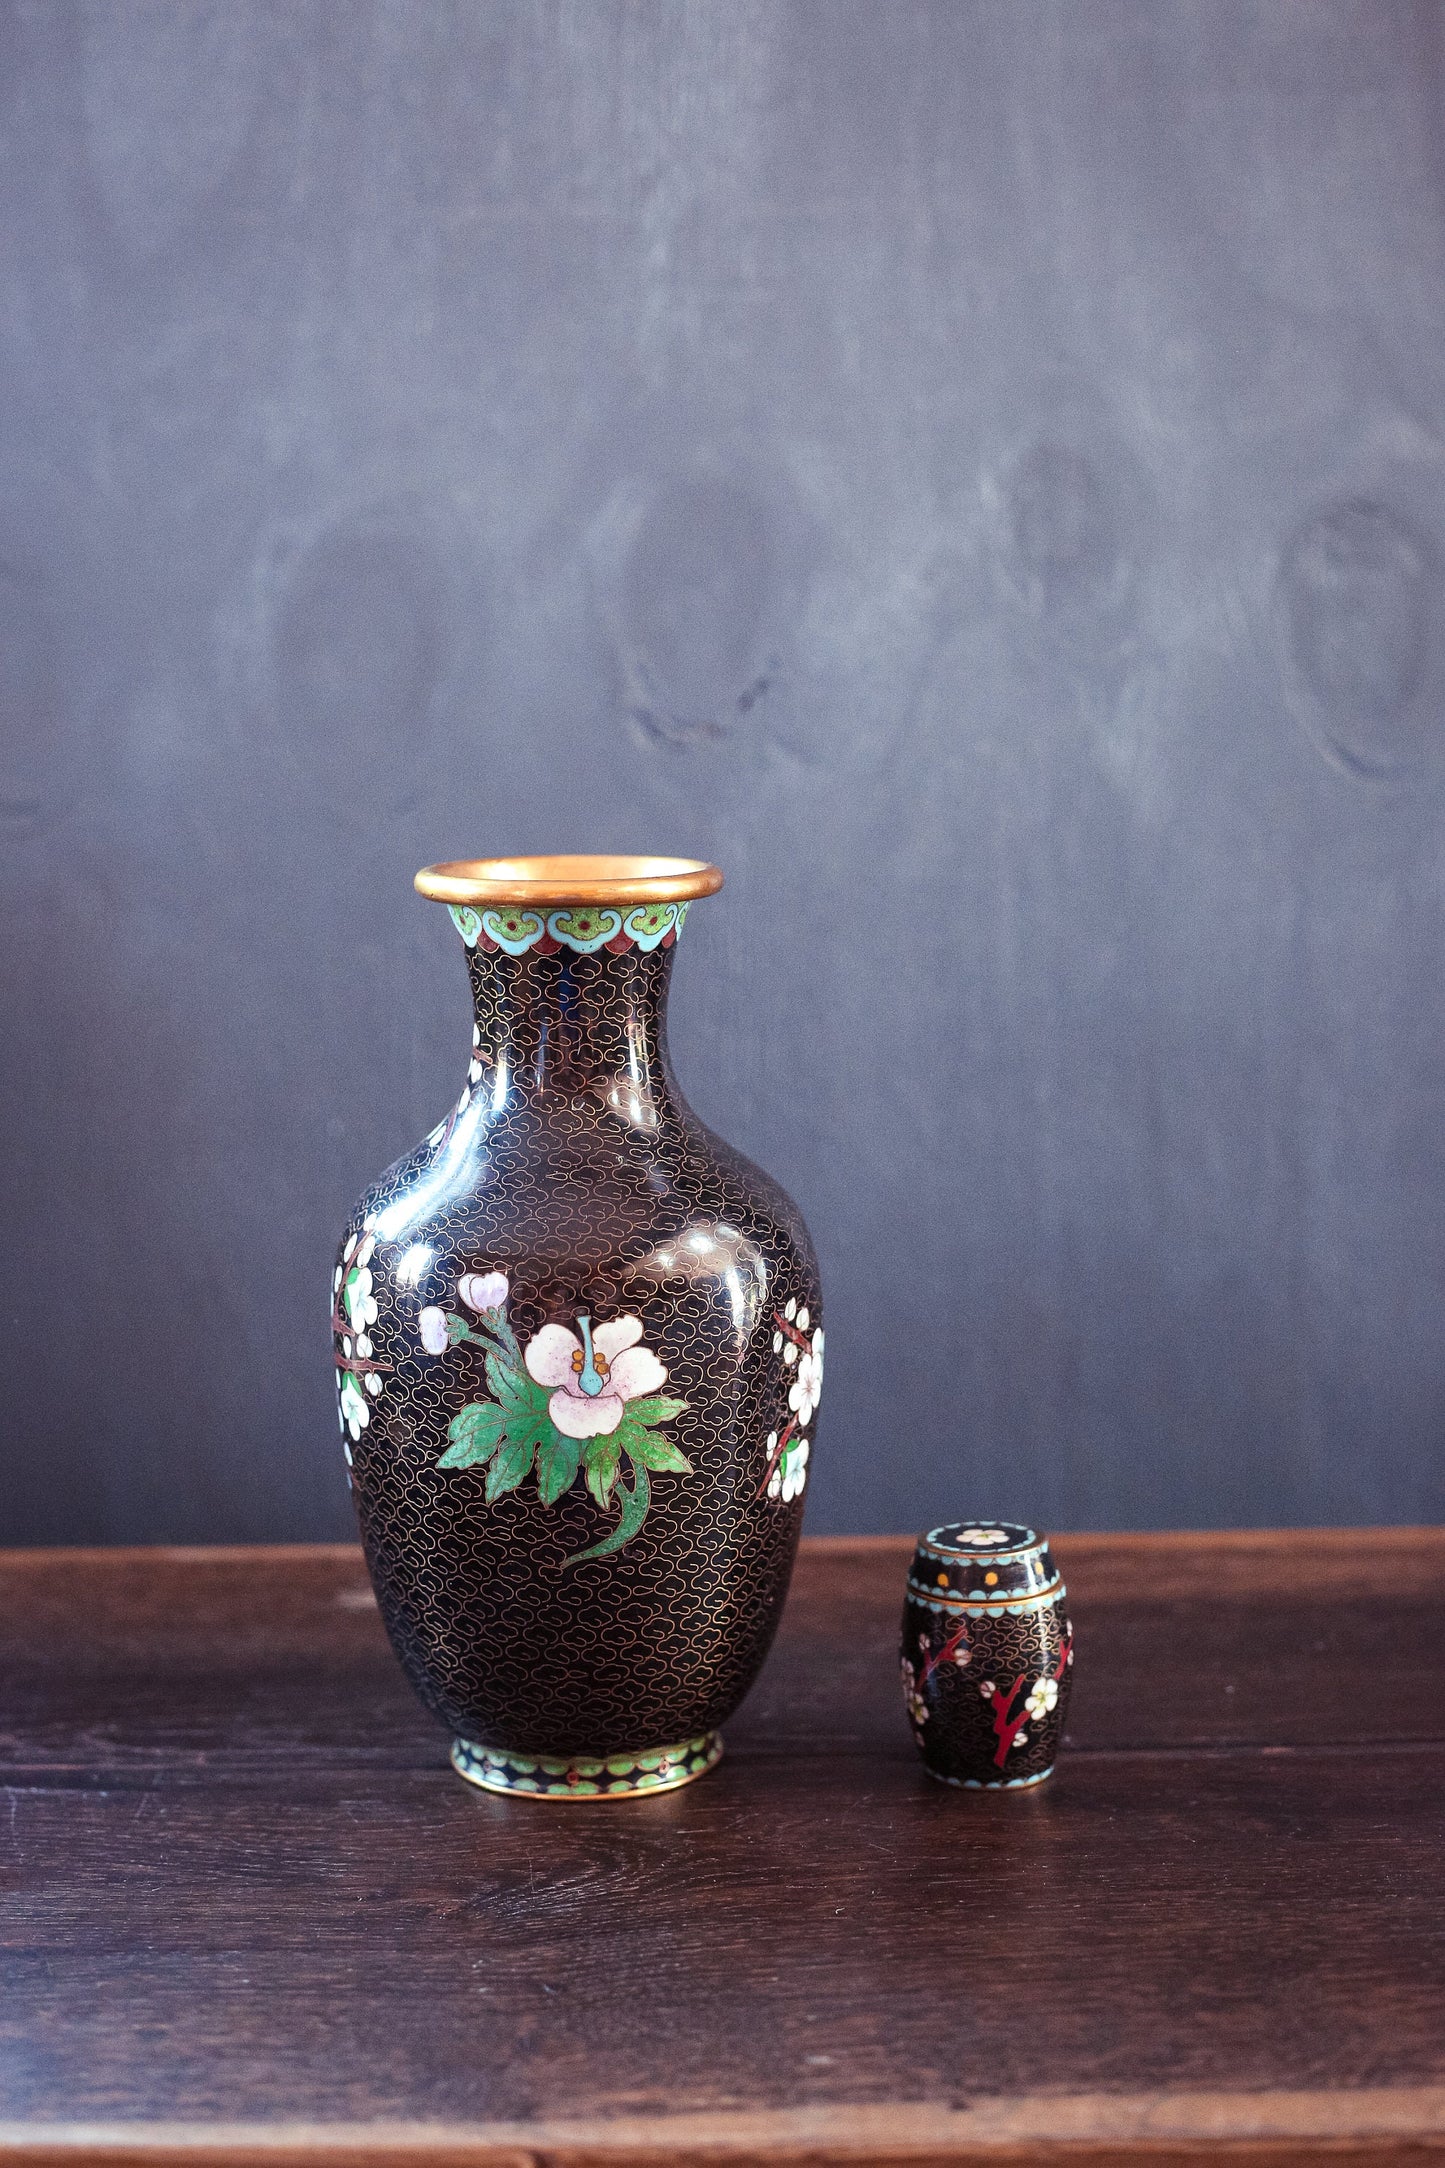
905,1576,1067,1617
925,1763,1057,1791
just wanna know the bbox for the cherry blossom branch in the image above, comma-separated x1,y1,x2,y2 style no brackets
771,1310,811,1352
755,1418,797,1499
1051,1627,1074,1683
332,1347,393,1377
331,1302,392,1375
987,1672,1029,1768
920,1616,971,1686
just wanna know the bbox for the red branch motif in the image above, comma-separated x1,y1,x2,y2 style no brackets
920,1617,971,1685
1051,1626,1074,1683
755,1418,797,1499
984,1672,1030,1768
772,1309,812,1352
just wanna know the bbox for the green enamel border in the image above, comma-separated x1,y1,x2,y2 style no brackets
450,1730,722,1799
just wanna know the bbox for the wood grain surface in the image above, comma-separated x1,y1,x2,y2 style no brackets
0,1533,1442,2164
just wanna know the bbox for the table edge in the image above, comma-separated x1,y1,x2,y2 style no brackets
3,2087,1444,2163
0,1526,1441,1570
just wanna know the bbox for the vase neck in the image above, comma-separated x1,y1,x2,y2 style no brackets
452,902,689,1120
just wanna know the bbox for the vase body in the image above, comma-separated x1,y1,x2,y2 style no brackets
333,858,822,1797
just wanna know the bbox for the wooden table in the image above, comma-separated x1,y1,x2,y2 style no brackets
1,1531,1442,2165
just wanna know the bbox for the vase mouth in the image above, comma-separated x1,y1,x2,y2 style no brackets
414,855,724,906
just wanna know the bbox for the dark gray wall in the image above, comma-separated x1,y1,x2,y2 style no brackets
5,1,1445,1543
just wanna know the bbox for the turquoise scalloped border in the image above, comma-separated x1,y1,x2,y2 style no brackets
447,901,689,955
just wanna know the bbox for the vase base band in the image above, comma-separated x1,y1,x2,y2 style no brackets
925,1762,1055,1791
451,1730,723,1799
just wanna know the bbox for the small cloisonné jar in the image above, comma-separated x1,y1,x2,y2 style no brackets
900,1523,1074,1790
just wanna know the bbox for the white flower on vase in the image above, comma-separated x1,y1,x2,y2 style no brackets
338,1373,371,1441
787,1328,824,1428
1025,1677,1059,1721
900,1656,929,1727
766,1432,811,1503
418,1306,449,1355
342,1258,377,1334
523,1315,668,1440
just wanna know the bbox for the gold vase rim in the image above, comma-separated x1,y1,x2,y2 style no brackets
415,855,725,906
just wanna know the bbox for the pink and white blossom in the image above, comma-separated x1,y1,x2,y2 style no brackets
418,1306,449,1355
523,1315,667,1440
458,1270,510,1314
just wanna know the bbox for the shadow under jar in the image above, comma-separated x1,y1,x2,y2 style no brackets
333,856,822,1799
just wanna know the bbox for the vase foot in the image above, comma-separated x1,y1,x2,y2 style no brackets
450,1730,723,1799
925,1762,1056,1791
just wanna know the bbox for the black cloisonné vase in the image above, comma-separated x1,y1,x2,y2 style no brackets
333,857,822,1798
900,1523,1073,1789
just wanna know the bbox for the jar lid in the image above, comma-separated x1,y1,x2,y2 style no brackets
907,1521,1061,1610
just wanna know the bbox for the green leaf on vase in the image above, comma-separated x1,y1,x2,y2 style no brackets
437,1400,509,1467
622,1393,689,1429
621,1427,693,1473
503,1398,553,1450
583,1434,622,1505
485,1352,531,1408
564,1466,652,1568
485,1436,536,1501
444,1312,472,1346
535,1431,583,1506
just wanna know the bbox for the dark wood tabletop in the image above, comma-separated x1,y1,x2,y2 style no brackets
0,1530,1442,2165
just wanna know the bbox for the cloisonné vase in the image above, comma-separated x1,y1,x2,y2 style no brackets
900,1524,1073,1790
333,856,822,1798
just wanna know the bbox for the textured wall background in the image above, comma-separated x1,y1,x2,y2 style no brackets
4,1,1445,1542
